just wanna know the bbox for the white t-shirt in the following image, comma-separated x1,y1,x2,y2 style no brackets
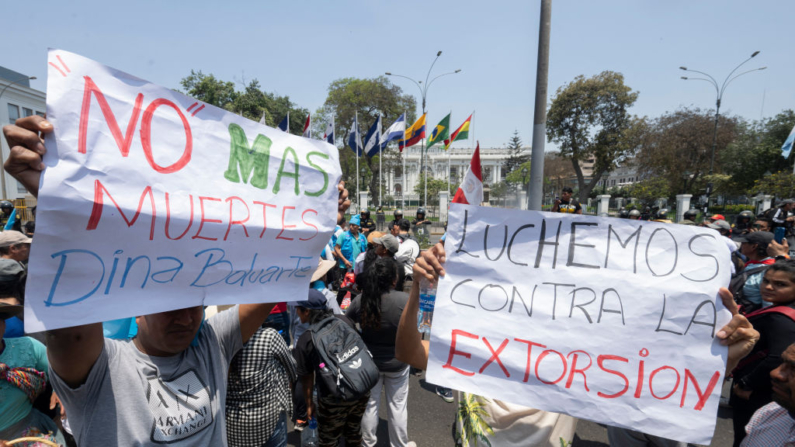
50,307,242,446
395,235,420,276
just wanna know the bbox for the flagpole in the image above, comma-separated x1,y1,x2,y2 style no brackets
447,110,452,197
378,114,383,208
402,110,407,212
287,111,290,134
355,111,359,211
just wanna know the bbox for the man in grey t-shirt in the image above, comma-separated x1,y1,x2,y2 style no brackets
3,114,353,447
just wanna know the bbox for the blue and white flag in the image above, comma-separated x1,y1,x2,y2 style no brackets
278,113,289,133
380,113,406,150
323,117,335,145
348,114,363,156
783,124,795,159
364,115,382,157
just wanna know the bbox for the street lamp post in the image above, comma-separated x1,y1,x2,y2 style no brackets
0,75,37,200
386,52,461,207
680,51,766,215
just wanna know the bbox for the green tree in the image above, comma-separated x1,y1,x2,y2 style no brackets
721,110,795,191
624,177,671,207
180,71,308,132
319,77,417,207
636,107,740,195
751,171,795,198
505,160,532,185
413,173,450,203
502,130,528,179
546,71,640,203
489,181,509,206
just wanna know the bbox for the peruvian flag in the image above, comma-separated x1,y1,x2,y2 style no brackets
302,113,312,138
452,142,483,205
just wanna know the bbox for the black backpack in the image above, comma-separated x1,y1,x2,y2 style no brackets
729,264,770,314
310,316,379,401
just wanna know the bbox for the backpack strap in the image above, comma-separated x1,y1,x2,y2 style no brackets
745,305,795,322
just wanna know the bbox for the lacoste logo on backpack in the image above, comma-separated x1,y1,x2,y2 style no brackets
349,358,362,369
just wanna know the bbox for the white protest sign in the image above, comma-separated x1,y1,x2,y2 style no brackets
426,204,732,444
27,49,341,331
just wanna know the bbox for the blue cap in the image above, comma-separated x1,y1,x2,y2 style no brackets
294,289,327,310
349,215,361,226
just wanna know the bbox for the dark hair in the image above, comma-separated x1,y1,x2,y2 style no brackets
355,247,380,290
562,187,573,193
361,257,398,330
305,308,334,325
398,219,411,232
23,221,34,234
0,270,26,305
756,218,773,227
766,260,795,280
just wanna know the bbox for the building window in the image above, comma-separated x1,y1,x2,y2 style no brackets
36,111,45,117
483,167,493,182
16,182,26,194
7,104,20,124
22,107,33,117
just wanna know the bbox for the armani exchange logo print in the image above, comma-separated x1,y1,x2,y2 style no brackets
146,369,213,443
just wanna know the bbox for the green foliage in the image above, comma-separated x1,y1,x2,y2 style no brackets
413,173,450,199
179,71,308,131
624,177,671,207
505,160,532,185
721,110,795,191
751,171,795,198
546,71,640,202
456,393,494,447
319,77,416,207
503,130,528,180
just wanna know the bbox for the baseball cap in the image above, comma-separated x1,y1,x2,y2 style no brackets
374,234,400,254
709,214,726,222
0,231,31,248
349,215,361,226
707,220,731,232
0,302,23,320
734,231,774,247
367,231,384,245
294,289,328,310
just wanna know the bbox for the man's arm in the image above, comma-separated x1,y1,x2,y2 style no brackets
3,117,106,389
302,373,315,420
238,304,276,345
46,324,104,388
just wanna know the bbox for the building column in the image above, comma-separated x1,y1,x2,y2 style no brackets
597,194,611,217
760,195,773,215
439,191,449,223
675,194,693,223
359,191,369,212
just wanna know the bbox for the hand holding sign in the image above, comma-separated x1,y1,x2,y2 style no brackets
2,115,52,196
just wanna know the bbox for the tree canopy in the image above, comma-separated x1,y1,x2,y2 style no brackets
546,71,640,202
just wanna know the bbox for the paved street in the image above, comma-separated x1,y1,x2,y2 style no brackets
288,374,736,446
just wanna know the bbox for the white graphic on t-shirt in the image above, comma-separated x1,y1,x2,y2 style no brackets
146,369,213,443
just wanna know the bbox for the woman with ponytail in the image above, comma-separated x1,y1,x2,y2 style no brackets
346,257,414,447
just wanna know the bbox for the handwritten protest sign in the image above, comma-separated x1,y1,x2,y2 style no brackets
426,204,732,444
26,49,341,331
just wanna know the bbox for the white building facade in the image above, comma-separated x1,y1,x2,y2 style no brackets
383,144,532,203
0,67,45,199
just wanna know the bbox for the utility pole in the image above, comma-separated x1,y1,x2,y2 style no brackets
528,0,551,211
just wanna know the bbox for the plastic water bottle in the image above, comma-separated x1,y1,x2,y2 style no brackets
301,418,319,446
417,277,436,334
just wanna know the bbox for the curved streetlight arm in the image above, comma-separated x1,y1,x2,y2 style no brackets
721,53,759,93
681,76,719,97
423,53,443,95
682,68,719,89
426,70,462,91
385,73,423,98
722,67,767,97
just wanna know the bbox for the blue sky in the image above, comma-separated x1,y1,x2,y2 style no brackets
2,0,792,149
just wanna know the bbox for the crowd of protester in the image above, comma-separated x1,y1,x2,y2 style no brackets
1,115,794,446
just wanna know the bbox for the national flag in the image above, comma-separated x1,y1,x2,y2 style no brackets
323,117,335,145
278,113,289,133
380,113,406,150
258,112,267,125
452,142,483,205
783,123,795,159
398,113,426,151
3,209,16,231
348,115,363,156
364,116,382,157
302,113,311,138
444,114,472,150
426,113,451,150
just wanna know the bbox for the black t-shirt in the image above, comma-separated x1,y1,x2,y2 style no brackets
293,314,356,397
555,199,581,214
736,306,795,397
345,290,409,372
